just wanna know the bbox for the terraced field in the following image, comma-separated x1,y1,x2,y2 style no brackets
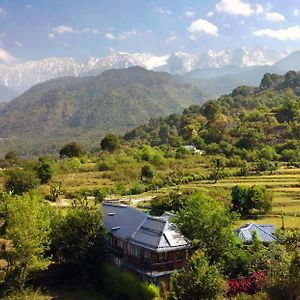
175,167,300,228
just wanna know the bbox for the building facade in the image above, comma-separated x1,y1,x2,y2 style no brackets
102,202,191,287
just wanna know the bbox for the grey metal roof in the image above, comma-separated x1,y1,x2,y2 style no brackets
235,223,277,243
102,202,190,251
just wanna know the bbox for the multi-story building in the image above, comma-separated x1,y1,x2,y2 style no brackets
102,202,191,287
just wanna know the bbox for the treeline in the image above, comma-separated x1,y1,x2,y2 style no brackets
123,71,300,167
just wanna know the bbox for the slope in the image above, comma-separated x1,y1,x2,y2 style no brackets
0,67,206,156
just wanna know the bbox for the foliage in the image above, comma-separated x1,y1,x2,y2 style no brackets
60,157,81,171
174,192,237,263
209,158,226,183
50,199,105,265
167,250,224,300
141,164,156,183
129,182,145,195
226,270,267,298
1,194,53,292
4,169,40,195
59,142,85,158
100,134,120,153
102,264,160,300
36,162,53,184
231,185,273,216
47,182,63,202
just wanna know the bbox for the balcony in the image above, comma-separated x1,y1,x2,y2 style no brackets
108,245,124,258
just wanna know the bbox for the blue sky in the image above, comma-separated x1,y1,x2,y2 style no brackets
1,0,300,63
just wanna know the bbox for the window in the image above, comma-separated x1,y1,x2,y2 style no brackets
117,239,123,249
128,244,140,257
158,252,168,262
142,249,150,261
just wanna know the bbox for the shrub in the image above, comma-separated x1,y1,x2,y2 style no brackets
4,169,40,195
97,157,117,171
102,264,160,300
129,182,145,195
226,271,267,298
60,157,81,171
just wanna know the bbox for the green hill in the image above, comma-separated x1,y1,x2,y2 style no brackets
124,71,300,154
0,67,206,156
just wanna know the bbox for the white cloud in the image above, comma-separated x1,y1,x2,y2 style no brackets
118,29,137,40
50,25,100,37
265,11,285,22
188,18,218,39
52,25,76,34
206,11,214,17
105,29,137,40
293,9,300,17
185,9,195,17
105,33,115,40
0,48,15,63
216,0,253,16
25,4,32,9
155,7,172,15
0,8,6,16
166,34,177,44
253,26,300,40
255,4,264,15
15,41,23,47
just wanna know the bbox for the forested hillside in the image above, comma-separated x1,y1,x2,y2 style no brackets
0,67,206,156
125,71,300,162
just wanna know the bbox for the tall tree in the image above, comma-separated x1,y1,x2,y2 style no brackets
50,199,105,265
174,193,237,263
100,134,120,153
3,194,53,290
59,142,85,158
168,250,224,300
4,169,40,195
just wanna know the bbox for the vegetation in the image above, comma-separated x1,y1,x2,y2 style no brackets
168,250,224,300
4,169,40,195
0,71,300,298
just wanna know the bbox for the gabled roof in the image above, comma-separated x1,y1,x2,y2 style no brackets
102,202,190,252
235,223,277,243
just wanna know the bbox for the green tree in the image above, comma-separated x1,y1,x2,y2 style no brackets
209,158,226,183
4,169,40,195
37,162,53,184
175,193,237,263
100,134,120,153
141,164,156,183
247,185,272,214
231,185,251,216
59,142,85,158
50,199,105,265
3,194,53,290
168,250,224,300
231,185,273,216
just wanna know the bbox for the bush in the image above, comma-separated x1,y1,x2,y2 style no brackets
97,157,117,171
129,182,145,195
4,169,40,195
60,157,81,171
102,264,160,300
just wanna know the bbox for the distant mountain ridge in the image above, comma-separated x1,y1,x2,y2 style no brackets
0,47,290,102
0,67,206,156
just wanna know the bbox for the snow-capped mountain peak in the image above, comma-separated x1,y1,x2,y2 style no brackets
0,47,291,102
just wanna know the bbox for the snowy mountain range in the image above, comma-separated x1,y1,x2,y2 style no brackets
0,47,292,102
